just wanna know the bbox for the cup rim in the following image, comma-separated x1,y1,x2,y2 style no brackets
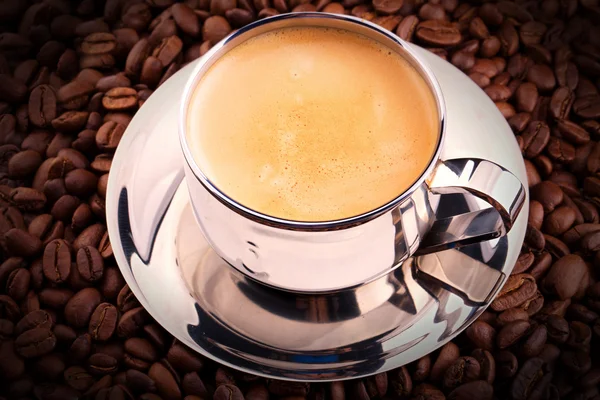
179,12,447,231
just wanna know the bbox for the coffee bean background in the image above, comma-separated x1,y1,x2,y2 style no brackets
1,0,600,399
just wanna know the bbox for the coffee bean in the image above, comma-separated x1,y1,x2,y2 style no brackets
531,181,563,213
497,308,529,326
15,309,53,336
125,337,158,370
74,245,104,283
429,342,460,382
416,20,461,46
494,350,518,379
448,380,493,400
152,35,183,67
521,324,547,358
64,287,102,328
96,121,126,152
565,320,590,354
182,372,208,398
89,352,119,375
4,228,43,258
510,358,548,400
28,85,57,129
543,254,586,299
69,333,92,362
544,206,576,236
126,369,157,393
557,120,590,145
8,150,42,179
42,239,71,283
117,306,148,339
497,320,531,349
465,321,496,351
81,32,117,55
125,38,151,79
56,80,95,110
103,87,138,111
491,274,537,311
0,74,28,104
561,349,592,375
15,327,56,358
521,120,550,158
89,303,118,342
64,366,95,392
149,361,182,400
171,3,200,37
515,82,538,113
51,111,89,133
443,356,480,391
166,341,205,373
5,267,30,300
574,95,600,119
544,234,571,258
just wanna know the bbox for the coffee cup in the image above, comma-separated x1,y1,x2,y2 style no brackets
178,12,526,293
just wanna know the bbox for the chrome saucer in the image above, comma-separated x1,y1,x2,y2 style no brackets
106,45,528,381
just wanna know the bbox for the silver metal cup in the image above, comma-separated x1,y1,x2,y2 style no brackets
179,12,526,293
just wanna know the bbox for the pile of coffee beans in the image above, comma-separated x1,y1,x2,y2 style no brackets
1,0,600,399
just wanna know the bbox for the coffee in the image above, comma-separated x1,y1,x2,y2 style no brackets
186,26,439,222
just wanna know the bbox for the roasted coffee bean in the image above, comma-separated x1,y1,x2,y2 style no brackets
510,358,548,400
567,304,598,324
561,349,592,375
64,365,95,391
6,267,30,300
88,352,119,375
51,111,89,133
430,342,460,381
15,327,56,358
126,369,157,393
28,85,57,128
76,245,104,282
542,254,586,299
491,274,537,311
4,228,43,258
166,341,204,372
443,356,481,391
89,303,118,341
531,181,563,213
497,308,529,326
103,87,138,111
521,121,550,158
97,121,126,151
117,306,149,338
520,324,547,358
448,380,493,400
497,320,530,349
515,83,538,113
7,149,41,179
64,287,102,328
496,350,518,378
543,206,576,236
148,361,182,400
471,349,495,384
566,320,592,351
81,33,117,55
124,337,158,370
465,321,496,351
544,234,571,258
42,239,71,283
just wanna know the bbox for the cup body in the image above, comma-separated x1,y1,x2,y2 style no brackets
179,12,450,293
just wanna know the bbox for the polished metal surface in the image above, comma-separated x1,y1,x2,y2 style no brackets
179,13,526,293
106,39,528,381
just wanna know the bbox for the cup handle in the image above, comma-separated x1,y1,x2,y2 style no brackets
415,158,526,256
